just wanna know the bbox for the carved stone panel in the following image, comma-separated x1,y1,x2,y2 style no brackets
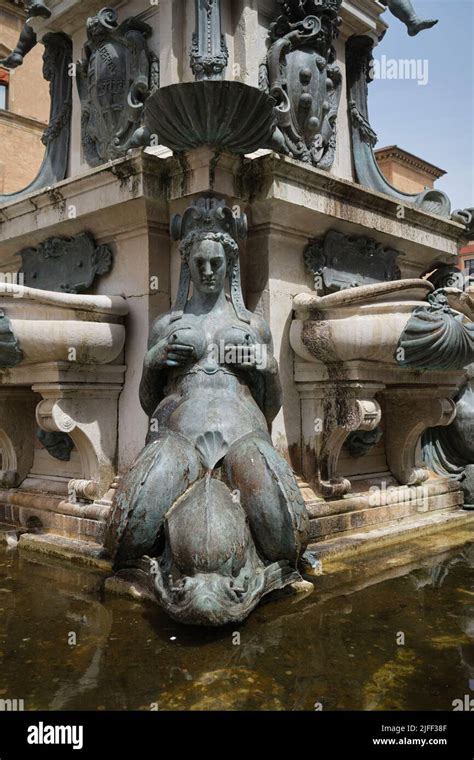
77,7,159,167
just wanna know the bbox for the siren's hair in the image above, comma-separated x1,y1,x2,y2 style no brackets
179,230,239,272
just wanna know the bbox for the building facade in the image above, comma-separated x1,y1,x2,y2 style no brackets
375,144,446,195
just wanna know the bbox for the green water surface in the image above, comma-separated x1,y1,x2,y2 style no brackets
0,535,473,711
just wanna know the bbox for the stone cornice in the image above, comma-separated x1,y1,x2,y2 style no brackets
0,150,169,254
0,108,47,132
239,152,466,240
31,0,127,38
0,0,26,22
0,149,467,268
340,0,387,39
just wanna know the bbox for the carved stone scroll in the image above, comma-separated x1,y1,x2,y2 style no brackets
383,391,456,486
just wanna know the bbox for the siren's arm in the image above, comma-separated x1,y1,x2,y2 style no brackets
246,314,283,427
139,314,173,417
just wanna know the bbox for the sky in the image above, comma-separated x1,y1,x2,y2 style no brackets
369,0,474,209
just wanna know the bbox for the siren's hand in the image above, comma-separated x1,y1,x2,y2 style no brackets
165,324,209,367
164,325,208,368
164,337,195,367
145,336,194,370
146,324,207,370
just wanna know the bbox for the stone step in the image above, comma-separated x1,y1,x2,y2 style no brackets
305,478,461,519
18,532,112,570
308,509,474,562
307,513,474,602
308,489,462,540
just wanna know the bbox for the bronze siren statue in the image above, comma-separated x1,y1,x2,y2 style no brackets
106,198,311,627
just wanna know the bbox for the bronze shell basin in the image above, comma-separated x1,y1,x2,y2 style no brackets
145,81,276,154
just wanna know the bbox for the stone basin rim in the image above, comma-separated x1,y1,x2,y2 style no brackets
293,279,434,312
0,284,129,316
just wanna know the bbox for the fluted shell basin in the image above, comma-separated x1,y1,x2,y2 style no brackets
145,81,275,154
0,285,128,367
290,279,436,365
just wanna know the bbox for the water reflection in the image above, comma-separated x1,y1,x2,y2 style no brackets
0,535,473,711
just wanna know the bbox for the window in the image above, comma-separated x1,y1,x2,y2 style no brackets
0,84,7,110
0,67,8,110
464,259,474,278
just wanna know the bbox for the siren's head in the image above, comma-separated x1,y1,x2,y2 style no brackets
180,232,238,296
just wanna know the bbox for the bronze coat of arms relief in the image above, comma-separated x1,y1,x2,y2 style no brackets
259,0,343,170
77,7,159,167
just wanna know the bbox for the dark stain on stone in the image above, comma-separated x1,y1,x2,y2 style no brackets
288,442,302,476
110,164,140,195
47,188,67,220
237,157,269,203
209,149,223,191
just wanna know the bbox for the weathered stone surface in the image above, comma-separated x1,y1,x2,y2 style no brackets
291,271,468,497
292,279,434,366
0,286,127,366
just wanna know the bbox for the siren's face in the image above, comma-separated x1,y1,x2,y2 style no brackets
189,239,226,295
